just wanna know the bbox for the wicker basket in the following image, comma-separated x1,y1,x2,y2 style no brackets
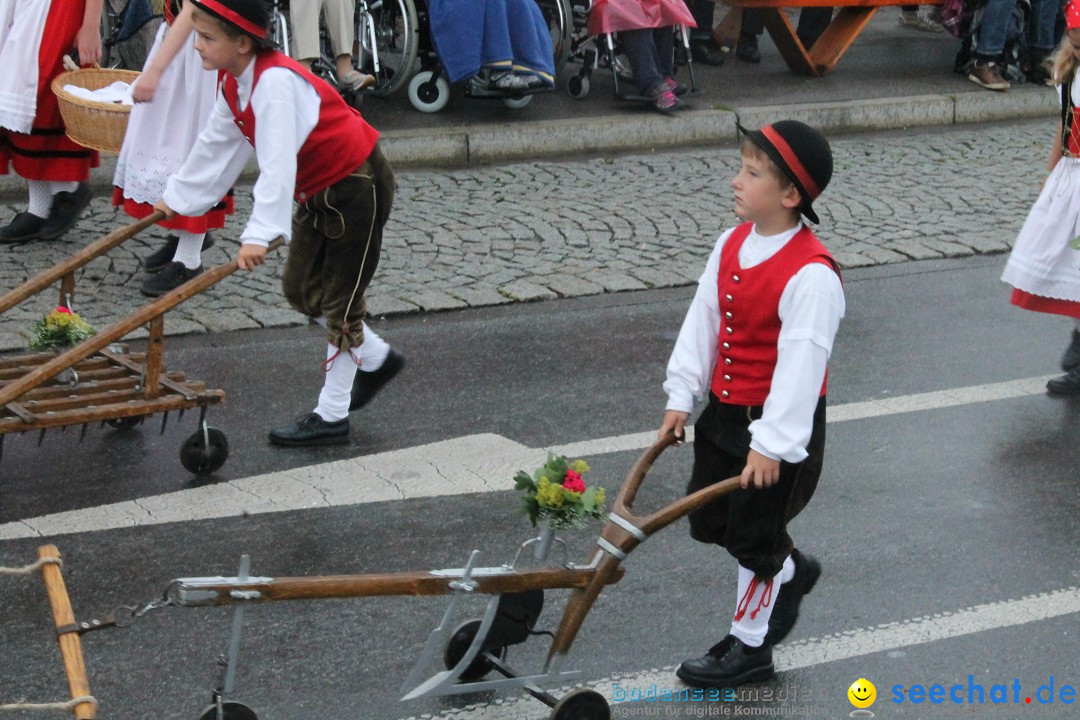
51,68,141,154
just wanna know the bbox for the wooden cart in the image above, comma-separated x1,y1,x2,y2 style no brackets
0,212,279,475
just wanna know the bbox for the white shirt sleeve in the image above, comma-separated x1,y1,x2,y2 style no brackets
162,92,252,217
663,228,733,414
749,262,845,463
241,66,320,248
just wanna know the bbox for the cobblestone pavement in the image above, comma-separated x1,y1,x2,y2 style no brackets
0,121,1050,350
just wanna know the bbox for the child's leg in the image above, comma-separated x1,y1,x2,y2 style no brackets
730,564,784,647
315,342,360,422
28,181,52,218
139,230,207,297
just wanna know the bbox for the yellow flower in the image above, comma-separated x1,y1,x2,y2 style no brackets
595,487,606,506
535,478,565,508
571,459,590,474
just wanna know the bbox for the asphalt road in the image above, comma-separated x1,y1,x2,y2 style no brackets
3,250,1080,720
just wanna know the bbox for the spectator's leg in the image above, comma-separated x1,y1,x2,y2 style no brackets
796,6,833,48
620,28,665,96
689,0,726,65
737,9,763,63
1027,0,1061,66
655,26,676,77
289,0,324,64
968,0,1016,90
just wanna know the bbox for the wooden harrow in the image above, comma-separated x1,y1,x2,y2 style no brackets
0,212,280,475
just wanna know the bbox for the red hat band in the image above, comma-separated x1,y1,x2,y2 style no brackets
760,125,821,200
195,0,268,40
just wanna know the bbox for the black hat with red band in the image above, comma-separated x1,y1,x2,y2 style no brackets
737,120,833,225
189,0,271,45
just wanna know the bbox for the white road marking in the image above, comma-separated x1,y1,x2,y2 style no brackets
395,585,1080,720
0,374,1055,540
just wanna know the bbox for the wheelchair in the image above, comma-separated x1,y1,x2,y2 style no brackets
561,0,701,104
267,0,421,105
403,0,573,113
100,0,162,69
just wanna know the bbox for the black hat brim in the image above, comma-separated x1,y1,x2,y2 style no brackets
736,122,820,225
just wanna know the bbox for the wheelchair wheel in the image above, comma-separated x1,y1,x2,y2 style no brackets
502,94,533,109
408,70,450,113
358,0,420,97
535,0,573,78
567,74,590,99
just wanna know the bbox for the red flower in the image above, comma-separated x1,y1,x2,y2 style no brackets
55,306,72,314
562,469,585,494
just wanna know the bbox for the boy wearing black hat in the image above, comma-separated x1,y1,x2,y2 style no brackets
658,120,845,688
155,0,403,447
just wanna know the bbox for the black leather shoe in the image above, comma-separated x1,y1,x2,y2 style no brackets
39,182,91,240
735,36,761,64
144,232,216,273
269,413,350,447
349,349,404,411
1061,329,1080,373
0,211,47,243
140,261,204,297
764,549,821,646
677,635,774,688
690,39,726,66
1046,367,1080,396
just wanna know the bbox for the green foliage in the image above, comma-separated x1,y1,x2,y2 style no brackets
29,307,95,352
514,453,605,530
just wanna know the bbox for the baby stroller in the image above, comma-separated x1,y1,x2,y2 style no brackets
404,0,573,112
562,0,701,104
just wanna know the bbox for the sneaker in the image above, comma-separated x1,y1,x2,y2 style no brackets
144,232,216,273
968,61,1010,91
763,549,822,646
339,69,376,91
139,261,203,297
898,9,943,32
735,36,761,64
39,182,91,240
0,211,46,244
676,635,774,689
492,71,529,90
268,412,350,447
664,76,689,96
649,85,681,115
349,349,405,411
1062,329,1080,372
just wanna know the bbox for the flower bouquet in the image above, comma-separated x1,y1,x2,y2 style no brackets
29,306,95,352
515,454,606,530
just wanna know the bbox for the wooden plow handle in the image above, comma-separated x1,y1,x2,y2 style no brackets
0,212,164,316
545,436,743,664
37,545,96,720
0,237,284,409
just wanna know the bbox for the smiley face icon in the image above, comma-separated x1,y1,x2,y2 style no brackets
848,678,877,709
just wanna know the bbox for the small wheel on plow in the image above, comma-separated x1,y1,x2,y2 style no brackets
180,425,229,475
195,701,259,720
105,415,144,430
550,689,611,720
443,619,497,682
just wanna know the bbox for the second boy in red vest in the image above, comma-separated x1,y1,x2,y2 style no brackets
155,0,403,447
658,120,845,688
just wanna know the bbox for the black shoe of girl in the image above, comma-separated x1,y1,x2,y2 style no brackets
1046,367,1080,396
144,232,216,273
140,262,203,297
39,182,91,241
1061,329,1080,372
0,212,46,243
268,413,350,446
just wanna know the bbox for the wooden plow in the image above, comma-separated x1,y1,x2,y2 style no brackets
0,213,281,475
52,435,738,720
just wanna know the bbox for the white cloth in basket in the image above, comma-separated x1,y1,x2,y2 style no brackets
0,0,49,133
63,81,136,105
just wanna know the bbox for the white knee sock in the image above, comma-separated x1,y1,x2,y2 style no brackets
780,554,795,584
27,181,51,217
48,181,78,196
172,231,204,270
313,318,390,371
314,342,358,422
729,564,783,648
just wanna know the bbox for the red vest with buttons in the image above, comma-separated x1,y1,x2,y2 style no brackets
220,50,379,202
710,222,840,406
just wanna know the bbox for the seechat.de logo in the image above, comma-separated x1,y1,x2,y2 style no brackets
848,678,877,717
